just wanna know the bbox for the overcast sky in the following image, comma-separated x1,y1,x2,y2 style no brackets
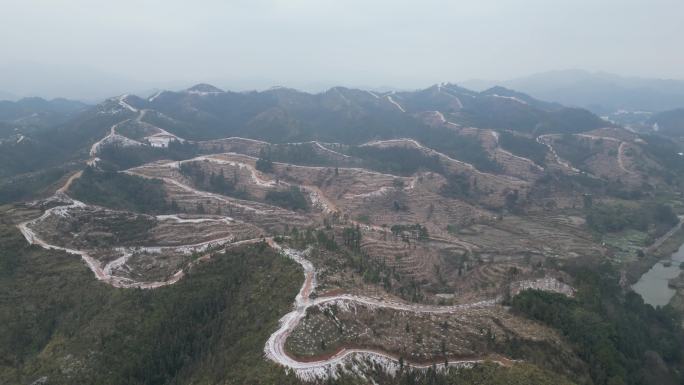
2,0,683,100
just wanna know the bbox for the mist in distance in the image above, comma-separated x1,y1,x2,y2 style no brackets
2,0,683,101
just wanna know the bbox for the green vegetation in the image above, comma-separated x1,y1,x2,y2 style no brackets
640,135,684,182
341,225,362,251
602,230,652,261
499,131,548,165
417,132,501,173
0,112,121,180
114,120,153,140
534,172,649,202
512,262,684,385
0,166,72,204
98,141,198,170
265,186,309,211
349,146,445,176
331,362,574,385
457,96,607,136
586,202,678,236
69,167,175,213
179,161,249,199
263,144,335,166
0,224,302,385
292,226,423,302
390,223,429,241
439,173,472,199
553,134,596,169
255,155,274,173
647,109,684,137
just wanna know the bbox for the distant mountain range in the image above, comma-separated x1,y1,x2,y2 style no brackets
648,108,684,137
0,83,610,190
0,97,87,121
462,70,684,114
0,97,88,137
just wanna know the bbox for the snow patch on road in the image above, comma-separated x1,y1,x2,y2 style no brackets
386,95,406,113
264,245,514,381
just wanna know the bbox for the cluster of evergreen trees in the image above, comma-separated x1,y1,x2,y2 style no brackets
498,131,548,166
265,186,309,211
179,162,248,199
512,262,684,385
0,224,303,385
439,173,473,199
349,146,445,176
586,202,678,236
69,167,175,214
255,156,274,173
98,140,198,170
390,223,429,241
262,144,335,167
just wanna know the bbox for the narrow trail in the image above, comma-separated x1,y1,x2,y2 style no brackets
18,128,253,288
16,191,245,289
56,170,83,193
436,85,464,109
264,244,571,380
312,141,351,159
386,95,406,113
126,168,280,216
431,110,460,128
645,216,684,254
617,142,630,173
90,106,184,156
575,133,633,175
489,94,528,105
16,123,568,380
118,95,138,112
535,134,581,173
132,153,397,217
488,131,544,172
366,90,380,99
276,140,350,159
89,119,138,156
360,138,527,184
264,246,506,381
138,109,185,147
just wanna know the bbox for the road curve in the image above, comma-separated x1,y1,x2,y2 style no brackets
264,246,505,381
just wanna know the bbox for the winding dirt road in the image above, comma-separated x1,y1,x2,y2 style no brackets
536,134,581,173
386,95,406,113
264,247,505,381
14,116,576,381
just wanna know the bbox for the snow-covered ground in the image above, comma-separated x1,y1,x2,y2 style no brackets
89,119,142,156
386,95,406,113
489,94,528,105
118,95,138,112
138,110,185,147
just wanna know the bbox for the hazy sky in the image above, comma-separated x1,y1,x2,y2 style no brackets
2,0,683,100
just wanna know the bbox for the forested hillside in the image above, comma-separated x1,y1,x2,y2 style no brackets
0,223,302,385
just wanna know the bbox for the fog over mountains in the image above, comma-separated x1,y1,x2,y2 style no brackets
463,70,684,114
4,65,684,119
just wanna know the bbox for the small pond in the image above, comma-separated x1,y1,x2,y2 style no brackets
632,242,684,307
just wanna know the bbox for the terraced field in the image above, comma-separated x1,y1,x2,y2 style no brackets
8,89,682,383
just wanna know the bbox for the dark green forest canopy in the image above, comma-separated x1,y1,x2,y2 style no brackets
498,131,548,166
265,186,309,211
512,262,684,385
348,146,445,176
0,224,302,385
586,202,678,236
69,167,174,214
